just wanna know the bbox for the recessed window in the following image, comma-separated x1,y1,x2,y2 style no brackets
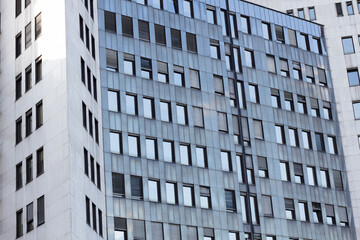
229,79,236,107
248,84,259,103
112,172,125,197
258,157,268,178
123,54,135,75
307,166,317,186
122,16,133,36
298,201,309,221
262,195,273,217
146,138,157,160
326,205,335,225
126,94,138,115
240,194,248,223
225,190,236,212
186,33,197,53
179,144,191,165
85,197,90,225
275,25,285,43
157,61,168,83
297,95,307,114
26,202,34,232
183,0,193,18
106,49,118,72
347,1,354,15
190,69,200,89
348,69,360,86
289,128,299,147
334,170,343,190
16,163,23,190
336,2,343,16
37,196,45,226
148,179,160,202
155,24,166,45
229,13,238,38
210,39,220,59
302,130,312,149
166,182,177,204
143,97,155,119
104,11,116,32
16,74,22,100
160,101,171,122
171,29,182,49
108,90,120,112
280,58,289,77
206,5,216,24
298,8,305,18
266,55,276,73
16,117,22,144
240,15,251,34
110,131,122,154
294,163,304,184
214,75,224,95
196,146,207,168
271,89,280,108
237,81,246,109
16,209,23,238
128,134,140,157
253,119,264,140
173,65,184,86
176,104,188,125
246,155,254,185
285,198,295,220
140,57,152,79
339,207,349,226
16,33,22,58
288,29,297,47
25,65,32,92
218,112,228,132
313,202,323,223
320,169,330,188
327,135,338,154
221,151,231,172
200,186,211,209
16,0,22,17
168,0,179,13
284,92,294,111
275,125,285,144
183,184,194,206
309,7,316,20
138,20,150,41
130,176,143,199
25,109,32,137
163,140,174,163
298,33,310,51
305,65,314,83
244,49,255,68
193,106,204,128
292,61,302,80
35,13,42,39
342,36,355,54
310,98,320,117
25,22,31,49
318,68,327,86
153,0,163,9
262,22,271,40
280,161,290,181
133,220,146,240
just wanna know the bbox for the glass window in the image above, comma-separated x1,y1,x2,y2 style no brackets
140,58,152,79
200,186,211,209
168,0,178,13
155,24,166,45
237,81,245,109
312,202,323,223
262,22,271,40
186,33,197,52
348,69,360,86
318,68,327,86
302,131,312,149
25,65,32,92
35,13,42,39
176,104,187,125
298,8,305,18
108,90,120,112
244,49,254,68
220,9,228,36
214,75,224,95
305,65,314,83
262,195,273,217
206,5,216,24
327,135,337,154
307,166,317,186
334,170,343,190
275,125,285,144
249,84,259,103
315,132,325,151
193,107,204,128
16,117,22,144
225,190,236,212
285,198,295,220
25,109,32,137
297,95,307,114
190,69,200,89
196,147,207,168
342,37,355,54
153,0,163,9
287,9,294,15
240,15,251,34
123,54,135,75
275,25,285,43
121,16,133,36
160,101,171,122
229,13,238,38
298,33,309,50
210,39,220,59
133,220,146,240
280,162,290,181
171,29,182,49
26,155,33,183
26,202,34,232
292,61,302,80
320,169,330,188
16,74,22,100
16,33,22,58
249,195,259,224
112,173,125,197
163,140,174,162
288,29,297,47
166,182,177,204
309,7,316,20
180,144,191,165
128,135,140,157
284,92,294,111
246,155,255,185
183,185,194,206
130,175,143,199
106,49,118,71
280,58,289,77
104,11,116,32
294,163,304,184
138,20,150,41
299,201,309,221
336,2,343,16
126,94,137,115
157,61,168,83
229,232,239,240
289,128,299,147
25,22,31,49
258,157,268,178
347,1,354,15
271,89,280,108
16,163,23,190
173,66,184,86
143,97,154,119
146,138,157,160
240,194,248,223
169,224,181,240
266,55,276,73
221,151,231,172
16,209,23,238
339,207,349,226
253,119,264,140
16,0,22,17
183,0,193,18
110,131,121,154
37,196,45,226
326,205,335,225
218,112,228,132
148,179,160,202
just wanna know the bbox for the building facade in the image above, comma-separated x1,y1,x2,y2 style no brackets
247,0,360,238
0,0,357,240
99,0,356,239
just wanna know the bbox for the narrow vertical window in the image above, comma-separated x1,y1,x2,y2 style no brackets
25,109,32,137
106,49,118,72
98,209,103,236
35,56,42,83
171,29,182,49
85,196,91,225
16,0,22,17
25,22,32,49
82,102,87,129
138,20,150,41
36,100,43,129
26,202,34,232
92,203,97,232
25,65,32,92
26,155,33,184
16,33,22,58
16,209,23,238
16,163,23,190
16,117,22,144
79,15,84,40
16,74,22,100
105,11,117,32
121,16,133,36
37,196,45,226
155,24,166,45
35,13,42,40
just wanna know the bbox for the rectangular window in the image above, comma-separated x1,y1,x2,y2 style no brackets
169,0,179,13
297,95,307,114
320,169,330,188
262,195,273,217
246,155,255,185
82,102,87,130
349,69,360,86
218,112,228,132
229,13,238,38
206,5,216,24
221,151,231,172
26,202,34,232
166,182,177,204
25,22,31,49
196,146,207,168
122,16,133,36
229,79,236,107
210,39,220,59
98,209,103,236
313,202,323,223
284,92,294,111
299,33,310,50
16,0,22,17
186,33,197,52
126,94,138,115
81,58,85,84
35,101,43,129
171,29,182,49
347,1,354,15
305,65,314,83
35,13,42,39
95,119,99,144
114,217,127,239
25,109,32,137
275,125,285,144
143,97,155,119
105,11,116,32
130,176,143,199
249,195,259,224
138,20,150,41
237,81,246,109
96,163,101,189
91,35,96,59
16,209,23,238
288,29,297,47
309,7,316,20
90,155,95,183
79,15,84,40
275,25,285,43
84,148,88,176
294,163,304,184
214,75,224,95
302,130,312,149
85,196,90,225
110,131,122,154
123,53,135,75
249,84,259,103
16,117,22,144
35,56,42,83
16,74,22,100
140,57,152,79
289,128,299,147
92,203,97,231
183,0,193,18
189,69,200,89
292,61,302,80
183,184,194,206
339,207,349,226
244,49,255,68
26,155,33,183
253,119,264,140
106,49,118,71
160,101,172,122
16,33,22,58
112,172,125,197
307,166,317,186
342,36,355,54
150,222,163,240
266,55,276,73
327,135,338,154
280,161,290,181
148,179,161,202
315,132,325,151
37,196,45,226
240,15,251,34
145,138,157,160
285,199,295,220
258,156,268,178
193,107,204,128
108,90,120,112
240,194,248,223
128,134,140,157
280,58,289,77
176,104,188,125
225,190,236,212
298,8,305,18
318,68,327,86
153,0,163,9
173,65,184,86
312,37,322,54
262,22,271,40
200,186,211,209
333,170,343,190
25,65,32,92
326,205,335,225
87,67,92,93
179,144,191,165
155,24,166,45
299,201,309,221
16,163,23,190
157,61,168,83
